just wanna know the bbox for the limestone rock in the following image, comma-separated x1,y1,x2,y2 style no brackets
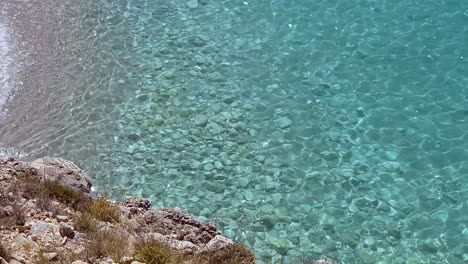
125,197,152,210
206,235,234,252
30,221,62,243
0,157,36,180
59,222,75,239
30,157,92,196
42,252,58,261
71,261,88,264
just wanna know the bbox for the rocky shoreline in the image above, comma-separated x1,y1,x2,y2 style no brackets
0,156,256,263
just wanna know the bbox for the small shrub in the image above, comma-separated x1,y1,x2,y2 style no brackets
14,174,90,211
203,244,255,264
88,197,120,223
43,180,90,211
73,212,98,233
0,241,11,261
12,202,26,226
85,229,128,262
134,238,171,264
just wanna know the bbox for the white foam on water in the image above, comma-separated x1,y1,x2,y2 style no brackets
0,22,15,119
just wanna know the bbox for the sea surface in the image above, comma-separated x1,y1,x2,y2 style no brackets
1,0,468,263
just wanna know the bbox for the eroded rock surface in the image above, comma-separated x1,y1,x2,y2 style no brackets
30,157,92,195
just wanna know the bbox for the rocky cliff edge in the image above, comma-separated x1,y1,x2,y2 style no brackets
0,157,255,264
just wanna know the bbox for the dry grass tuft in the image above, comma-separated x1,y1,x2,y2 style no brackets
85,228,129,262
73,211,98,233
11,201,27,226
132,238,255,264
14,173,90,211
88,197,120,223
133,238,172,264
0,241,11,261
42,180,90,211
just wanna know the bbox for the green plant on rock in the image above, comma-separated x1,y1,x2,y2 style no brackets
73,211,98,233
43,180,90,211
85,228,128,261
88,197,120,223
134,238,171,264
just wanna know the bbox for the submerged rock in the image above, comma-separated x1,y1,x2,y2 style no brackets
276,116,293,129
186,0,199,9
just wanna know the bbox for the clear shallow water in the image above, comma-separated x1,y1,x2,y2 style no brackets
0,22,14,122
1,0,468,263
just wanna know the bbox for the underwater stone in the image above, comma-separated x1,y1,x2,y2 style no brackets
340,231,358,247
357,248,377,263
406,257,426,264
133,153,144,160
163,69,176,79
154,58,163,70
328,131,341,142
167,168,178,176
257,248,274,258
270,238,294,255
127,134,140,141
189,35,209,47
153,114,164,125
190,160,202,170
206,182,225,193
244,191,254,201
238,177,250,188
385,150,398,161
276,116,293,129
260,215,280,230
203,163,215,171
223,97,234,104
348,203,359,213
193,114,208,126
320,151,338,161
382,161,401,172
259,204,275,214
319,214,336,227
214,161,223,169
126,145,137,154
421,238,442,253
364,236,375,247
186,0,199,9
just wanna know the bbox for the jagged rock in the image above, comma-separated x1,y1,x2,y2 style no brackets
30,157,92,196
42,252,58,261
125,197,152,210
29,221,62,243
11,252,26,263
0,157,36,180
206,235,234,252
59,222,75,239
153,232,199,253
145,207,219,246
0,257,8,264
71,260,88,264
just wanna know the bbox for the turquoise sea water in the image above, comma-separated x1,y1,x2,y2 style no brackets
1,0,468,263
